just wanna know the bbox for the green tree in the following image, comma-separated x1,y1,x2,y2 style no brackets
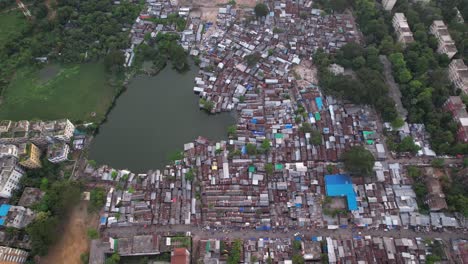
396,137,421,154
431,158,444,168
265,163,274,176
227,125,237,137
185,169,194,181
111,171,118,180
292,254,305,264
261,139,271,153
254,3,269,17
104,50,125,74
309,130,322,145
391,117,405,129
87,228,99,239
105,253,121,264
342,146,375,176
246,143,257,155
89,188,106,212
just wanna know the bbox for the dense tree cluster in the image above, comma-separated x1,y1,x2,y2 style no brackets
342,146,375,176
315,44,398,122
0,0,142,92
135,33,188,73
254,3,269,17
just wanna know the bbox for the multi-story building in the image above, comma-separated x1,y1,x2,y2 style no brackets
45,119,75,142
448,59,468,94
0,119,75,146
430,20,458,59
0,145,18,159
47,142,70,163
0,157,24,198
0,246,28,264
443,96,468,143
171,248,190,264
392,13,414,47
382,0,397,11
18,143,42,169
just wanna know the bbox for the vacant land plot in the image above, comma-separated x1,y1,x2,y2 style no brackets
0,11,27,47
0,63,117,122
39,201,99,264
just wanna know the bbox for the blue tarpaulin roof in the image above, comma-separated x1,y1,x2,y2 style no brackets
251,119,257,124
285,124,293,129
315,97,323,110
100,217,107,225
325,174,358,211
0,204,10,217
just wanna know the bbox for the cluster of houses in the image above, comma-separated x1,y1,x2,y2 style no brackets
0,119,75,199
89,231,468,263
89,234,191,264
122,0,202,67
86,0,467,245
197,236,468,263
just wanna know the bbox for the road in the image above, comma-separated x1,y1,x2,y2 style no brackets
104,224,468,242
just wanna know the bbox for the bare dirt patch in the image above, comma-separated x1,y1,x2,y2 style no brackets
182,0,257,21
39,201,99,264
293,60,318,87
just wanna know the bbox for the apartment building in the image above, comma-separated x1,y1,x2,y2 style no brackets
0,246,28,264
392,13,414,47
18,143,42,169
47,142,70,163
430,20,458,59
448,59,468,94
0,157,24,198
382,0,397,11
443,96,468,143
0,145,18,159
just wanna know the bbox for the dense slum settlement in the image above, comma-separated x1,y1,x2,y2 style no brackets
93,0,466,242
84,0,468,264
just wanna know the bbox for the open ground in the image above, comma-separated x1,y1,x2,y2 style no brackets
39,200,99,264
0,62,117,122
183,0,257,21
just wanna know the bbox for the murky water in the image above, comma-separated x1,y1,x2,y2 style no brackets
88,64,235,172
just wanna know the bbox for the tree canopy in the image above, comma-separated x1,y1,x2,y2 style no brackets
342,146,375,176
254,3,269,17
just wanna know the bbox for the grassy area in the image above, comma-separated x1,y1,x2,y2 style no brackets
0,63,117,122
0,11,27,48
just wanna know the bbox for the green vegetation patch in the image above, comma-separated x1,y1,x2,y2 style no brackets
0,11,27,49
0,62,117,122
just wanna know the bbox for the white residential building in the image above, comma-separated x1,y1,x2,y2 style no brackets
0,246,28,264
47,142,70,163
448,59,468,94
0,144,18,159
0,158,24,199
383,0,397,11
392,13,414,46
430,20,458,59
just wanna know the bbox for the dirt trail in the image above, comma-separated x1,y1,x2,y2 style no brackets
45,0,56,20
39,201,99,264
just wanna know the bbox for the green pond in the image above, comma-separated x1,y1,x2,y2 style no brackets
89,64,235,172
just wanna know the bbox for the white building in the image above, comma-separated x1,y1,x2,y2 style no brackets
0,246,28,264
0,145,18,159
382,0,397,11
448,59,468,94
0,158,24,199
47,142,70,163
430,20,458,59
392,13,414,47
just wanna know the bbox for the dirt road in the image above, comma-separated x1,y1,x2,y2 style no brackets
39,201,99,264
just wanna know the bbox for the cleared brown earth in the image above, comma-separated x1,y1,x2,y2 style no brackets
39,201,98,264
